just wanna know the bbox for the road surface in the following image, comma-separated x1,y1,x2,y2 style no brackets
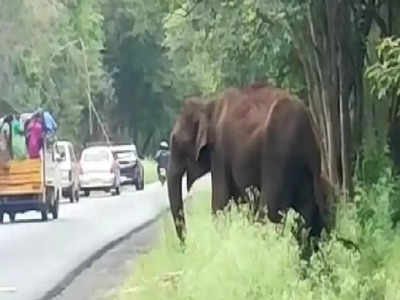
53,209,163,300
0,178,193,300
53,174,211,300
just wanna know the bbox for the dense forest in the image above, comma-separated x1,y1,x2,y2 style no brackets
2,0,400,195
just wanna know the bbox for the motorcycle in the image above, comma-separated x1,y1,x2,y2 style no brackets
158,167,167,186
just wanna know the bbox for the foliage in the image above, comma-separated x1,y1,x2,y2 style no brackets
162,0,391,196
355,142,392,185
0,0,179,152
101,0,178,154
116,168,400,300
366,37,400,101
0,0,114,145
163,0,306,98
143,159,158,185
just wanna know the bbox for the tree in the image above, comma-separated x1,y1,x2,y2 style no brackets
101,0,179,154
162,0,400,199
164,0,305,98
366,36,400,172
0,0,114,145
255,0,395,199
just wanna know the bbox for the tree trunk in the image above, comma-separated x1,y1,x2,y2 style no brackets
339,75,352,200
289,0,372,197
141,129,155,154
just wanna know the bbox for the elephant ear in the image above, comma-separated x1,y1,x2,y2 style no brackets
194,112,208,162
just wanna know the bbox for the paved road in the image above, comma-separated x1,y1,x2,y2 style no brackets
54,174,211,300
0,179,191,300
53,211,162,300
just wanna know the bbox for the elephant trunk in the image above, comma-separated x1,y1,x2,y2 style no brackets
167,159,186,243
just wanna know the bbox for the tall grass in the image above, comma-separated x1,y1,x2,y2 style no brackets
117,151,400,300
142,159,158,185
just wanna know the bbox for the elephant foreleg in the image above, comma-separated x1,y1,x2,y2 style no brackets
210,161,231,215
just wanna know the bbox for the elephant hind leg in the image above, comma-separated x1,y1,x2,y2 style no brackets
258,170,291,225
246,186,260,217
292,170,324,238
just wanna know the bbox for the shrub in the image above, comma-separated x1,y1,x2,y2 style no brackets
143,159,158,184
116,161,400,300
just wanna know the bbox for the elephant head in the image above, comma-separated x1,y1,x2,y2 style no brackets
167,99,213,243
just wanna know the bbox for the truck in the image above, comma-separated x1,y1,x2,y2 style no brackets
0,115,62,223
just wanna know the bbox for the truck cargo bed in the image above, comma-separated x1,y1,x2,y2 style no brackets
0,159,44,196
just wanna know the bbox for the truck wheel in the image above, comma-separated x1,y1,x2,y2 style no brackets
0,211,4,224
41,206,48,222
41,210,48,221
51,197,59,219
84,190,90,197
49,187,59,220
9,212,15,223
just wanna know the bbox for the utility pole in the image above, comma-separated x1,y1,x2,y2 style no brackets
80,39,93,135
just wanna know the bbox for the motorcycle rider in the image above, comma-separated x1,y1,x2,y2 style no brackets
155,140,170,182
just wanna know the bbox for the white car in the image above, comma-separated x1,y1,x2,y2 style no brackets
53,141,81,203
79,146,121,197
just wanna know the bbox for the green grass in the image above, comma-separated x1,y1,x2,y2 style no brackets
115,169,400,300
142,159,158,185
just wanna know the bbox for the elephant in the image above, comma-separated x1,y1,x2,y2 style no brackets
167,83,333,244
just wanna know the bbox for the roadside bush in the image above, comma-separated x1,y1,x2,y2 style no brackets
117,157,400,300
143,159,158,184
302,170,400,300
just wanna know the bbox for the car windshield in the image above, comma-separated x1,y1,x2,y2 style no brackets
55,144,67,161
114,151,135,160
83,149,109,162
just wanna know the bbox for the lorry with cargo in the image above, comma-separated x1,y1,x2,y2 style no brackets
0,112,62,223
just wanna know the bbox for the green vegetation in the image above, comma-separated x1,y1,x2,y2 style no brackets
0,0,178,153
143,159,158,185
4,1,400,297
116,158,400,299
3,0,400,163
